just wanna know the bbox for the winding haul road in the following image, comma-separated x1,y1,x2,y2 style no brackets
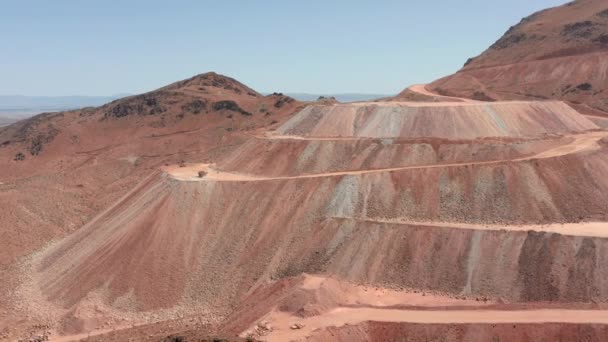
163,84,608,239
163,130,608,238
167,131,608,182
408,84,479,103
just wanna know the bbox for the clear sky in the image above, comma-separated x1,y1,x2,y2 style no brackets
1,0,568,96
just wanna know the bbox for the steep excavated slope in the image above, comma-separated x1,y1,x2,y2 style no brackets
426,0,608,114
214,134,569,177
276,101,597,139
14,93,608,341
20,150,608,318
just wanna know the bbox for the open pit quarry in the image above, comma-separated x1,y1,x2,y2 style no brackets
9,84,608,341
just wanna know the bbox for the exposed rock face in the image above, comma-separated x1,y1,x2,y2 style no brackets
428,0,608,114
105,93,168,118
212,100,252,116
181,99,207,114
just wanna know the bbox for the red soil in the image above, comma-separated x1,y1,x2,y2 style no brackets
8,89,608,341
276,101,597,139
425,0,608,113
308,322,608,342
3,3,608,338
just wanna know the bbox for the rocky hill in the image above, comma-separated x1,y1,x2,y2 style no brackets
428,0,608,115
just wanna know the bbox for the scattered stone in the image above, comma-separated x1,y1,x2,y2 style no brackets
290,323,305,330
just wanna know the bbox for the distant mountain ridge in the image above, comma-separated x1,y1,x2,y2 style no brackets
0,92,392,120
0,116,17,127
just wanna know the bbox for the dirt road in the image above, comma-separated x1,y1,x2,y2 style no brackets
253,307,608,342
166,131,608,182
342,217,608,238
408,84,478,103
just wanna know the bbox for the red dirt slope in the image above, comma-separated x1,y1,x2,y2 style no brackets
426,0,608,114
275,101,597,139
14,97,608,340
0,72,304,341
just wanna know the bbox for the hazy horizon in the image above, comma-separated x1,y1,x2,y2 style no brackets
0,92,392,118
2,0,567,96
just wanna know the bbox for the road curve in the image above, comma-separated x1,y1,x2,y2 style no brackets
166,131,608,182
408,84,479,103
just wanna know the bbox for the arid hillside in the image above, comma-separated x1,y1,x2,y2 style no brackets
0,73,305,341
0,72,301,174
426,0,608,115
3,2,608,341
7,87,608,341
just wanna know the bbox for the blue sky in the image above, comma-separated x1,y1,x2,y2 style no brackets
1,0,567,96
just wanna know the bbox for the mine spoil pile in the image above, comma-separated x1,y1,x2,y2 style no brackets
10,91,608,341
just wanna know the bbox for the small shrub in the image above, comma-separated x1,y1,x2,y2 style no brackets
472,91,496,102
14,152,25,161
593,34,608,45
576,83,593,91
212,100,252,116
181,99,207,114
562,21,595,38
491,33,527,50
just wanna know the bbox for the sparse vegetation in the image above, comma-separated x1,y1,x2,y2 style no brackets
181,99,207,114
491,33,528,50
317,96,336,101
597,9,608,18
105,94,167,118
14,152,25,161
472,91,496,102
212,100,252,116
176,72,246,94
29,138,43,155
562,21,596,39
576,83,593,91
593,34,608,45
271,93,295,108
